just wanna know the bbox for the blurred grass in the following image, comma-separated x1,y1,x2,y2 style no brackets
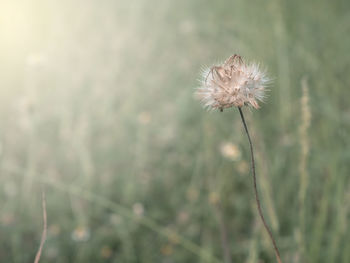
0,0,349,262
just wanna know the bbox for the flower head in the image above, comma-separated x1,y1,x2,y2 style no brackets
196,54,269,110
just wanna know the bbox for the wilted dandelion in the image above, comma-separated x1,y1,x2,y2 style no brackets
196,54,269,111
196,54,282,263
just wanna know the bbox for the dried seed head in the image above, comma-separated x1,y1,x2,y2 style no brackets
196,54,269,110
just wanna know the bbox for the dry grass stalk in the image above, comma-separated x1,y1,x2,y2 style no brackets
298,77,311,259
34,191,47,263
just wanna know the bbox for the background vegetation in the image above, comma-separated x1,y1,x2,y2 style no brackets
0,0,349,262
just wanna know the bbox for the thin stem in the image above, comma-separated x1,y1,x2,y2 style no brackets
238,107,282,263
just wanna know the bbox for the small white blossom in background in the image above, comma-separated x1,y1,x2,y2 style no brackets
196,54,269,111
220,142,241,161
71,226,90,242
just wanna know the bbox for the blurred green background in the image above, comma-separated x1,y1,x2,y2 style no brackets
0,0,349,262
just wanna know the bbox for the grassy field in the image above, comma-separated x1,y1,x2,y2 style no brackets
0,0,349,262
